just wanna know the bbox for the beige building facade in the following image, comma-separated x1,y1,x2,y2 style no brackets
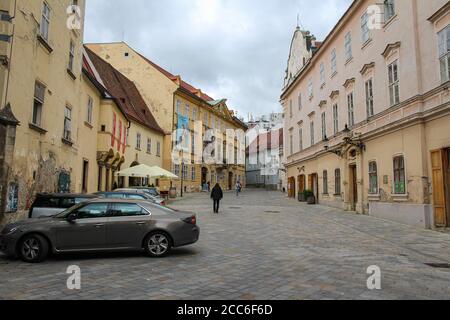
86,42,247,194
281,0,450,229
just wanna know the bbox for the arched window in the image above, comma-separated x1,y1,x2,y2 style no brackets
369,162,378,194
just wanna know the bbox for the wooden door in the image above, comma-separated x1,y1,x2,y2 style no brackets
298,175,305,193
431,150,447,227
349,165,357,211
446,149,450,225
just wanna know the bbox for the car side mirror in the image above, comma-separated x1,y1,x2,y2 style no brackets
67,213,78,223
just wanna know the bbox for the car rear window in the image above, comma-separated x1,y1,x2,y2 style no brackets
32,197,60,208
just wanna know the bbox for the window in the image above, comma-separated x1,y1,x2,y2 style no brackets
308,79,313,98
136,133,141,150
347,92,355,127
369,161,378,194
333,104,339,135
289,133,293,155
174,164,180,176
388,60,400,106
32,81,45,127
63,106,72,141
76,203,108,219
331,49,337,75
310,121,315,146
320,63,325,85
299,128,303,151
68,40,75,71
361,12,370,44
438,25,450,83
203,111,208,126
111,203,147,217
87,96,93,124
289,100,293,118
193,108,197,121
335,169,341,195
298,93,302,110
183,164,188,180
185,104,190,118
156,142,161,157
176,100,181,114
365,79,374,118
147,138,152,154
191,167,196,181
384,0,395,22
321,113,326,140
345,32,352,61
40,2,50,41
323,170,328,194
393,156,406,194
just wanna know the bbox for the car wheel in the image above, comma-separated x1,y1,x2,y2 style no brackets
144,232,172,258
18,234,49,263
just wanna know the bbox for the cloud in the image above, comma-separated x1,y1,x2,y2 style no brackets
84,0,352,120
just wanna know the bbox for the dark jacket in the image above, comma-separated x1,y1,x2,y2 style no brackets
211,185,223,200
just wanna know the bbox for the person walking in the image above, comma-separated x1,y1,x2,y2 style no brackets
211,183,223,213
235,181,242,197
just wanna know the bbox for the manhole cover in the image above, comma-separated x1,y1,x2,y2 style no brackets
425,263,450,269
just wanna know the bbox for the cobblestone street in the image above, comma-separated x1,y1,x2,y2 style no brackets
0,189,449,300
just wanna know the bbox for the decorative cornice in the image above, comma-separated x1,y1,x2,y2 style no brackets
329,90,339,100
360,62,375,75
381,42,401,58
319,100,327,108
428,2,450,23
297,120,304,126
307,111,315,118
343,78,355,89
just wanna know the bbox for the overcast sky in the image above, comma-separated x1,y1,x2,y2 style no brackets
84,0,352,120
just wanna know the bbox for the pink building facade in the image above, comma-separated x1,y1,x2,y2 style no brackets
281,0,450,229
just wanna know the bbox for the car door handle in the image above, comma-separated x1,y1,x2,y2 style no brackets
136,222,147,226
94,224,105,228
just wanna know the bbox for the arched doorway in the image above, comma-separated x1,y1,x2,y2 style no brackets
228,172,233,190
202,167,209,191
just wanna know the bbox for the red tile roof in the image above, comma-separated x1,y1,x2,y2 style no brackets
84,46,164,134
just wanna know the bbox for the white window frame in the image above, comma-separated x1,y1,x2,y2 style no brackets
438,25,450,83
361,12,370,44
365,78,374,118
333,104,339,135
320,63,325,86
40,2,50,41
388,60,400,106
345,32,352,61
347,92,355,127
310,121,315,146
136,133,141,150
156,142,161,157
321,112,326,140
384,0,396,22
147,138,152,154
331,49,337,75
32,81,45,127
64,106,72,141
68,40,75,71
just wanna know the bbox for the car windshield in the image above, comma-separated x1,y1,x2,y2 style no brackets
54,203,84,218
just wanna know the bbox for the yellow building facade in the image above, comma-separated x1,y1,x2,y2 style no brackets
86,42,247,194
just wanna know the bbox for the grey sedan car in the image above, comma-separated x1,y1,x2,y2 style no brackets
0,199,199,263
